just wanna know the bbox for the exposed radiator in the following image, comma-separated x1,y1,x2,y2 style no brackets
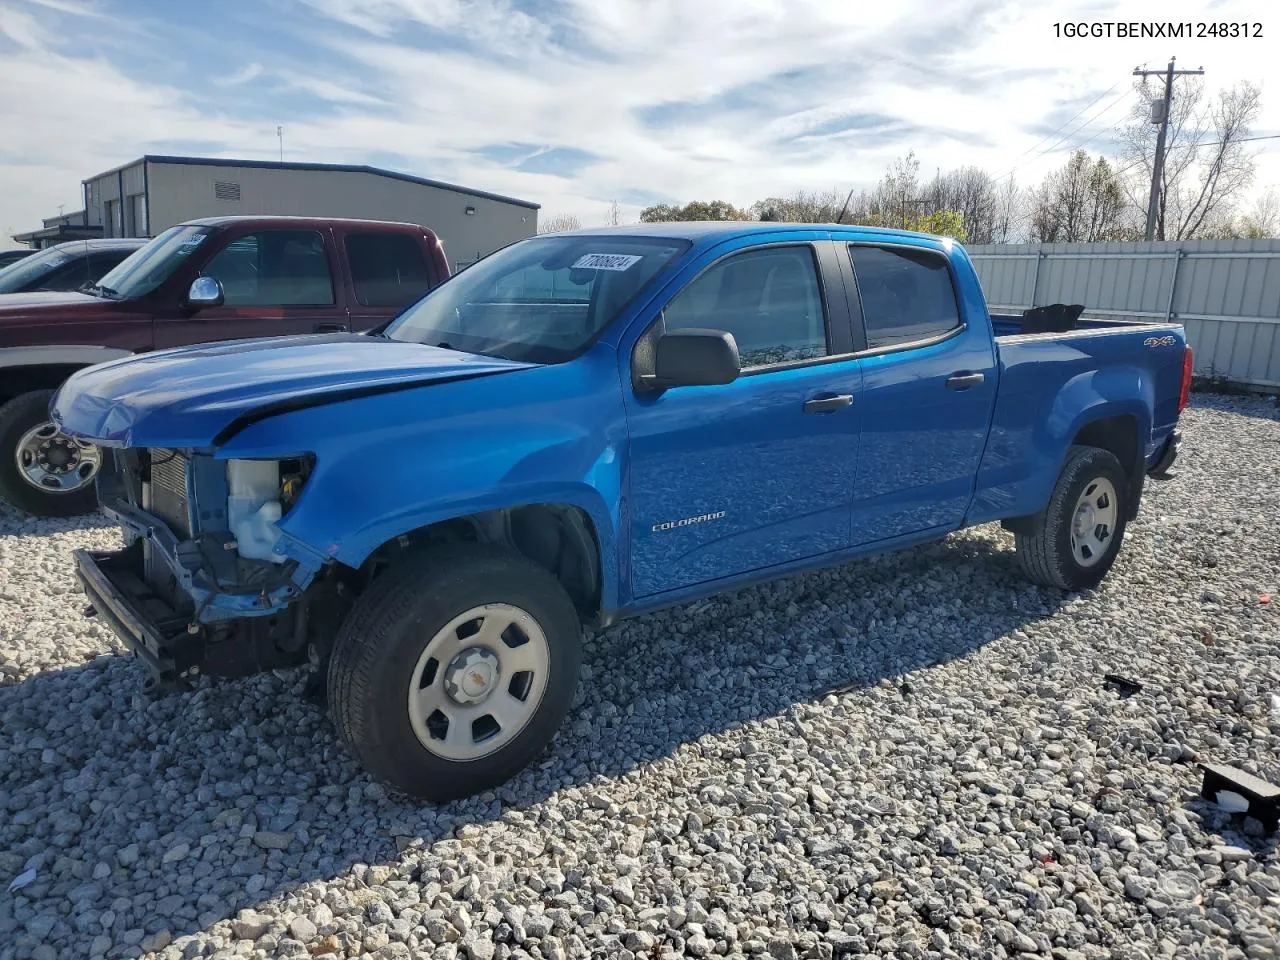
146,449,191,538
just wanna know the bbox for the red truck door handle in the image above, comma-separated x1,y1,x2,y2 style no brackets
803,393,854,414
946,371,986,390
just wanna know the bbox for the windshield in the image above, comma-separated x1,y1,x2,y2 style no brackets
0,244,78,293
385,235,690,363
96,225,213,298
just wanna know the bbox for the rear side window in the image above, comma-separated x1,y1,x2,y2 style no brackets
203,230,334,307
664,245,828,369
346,232,433,307
85,252,130,285
848,245,961,349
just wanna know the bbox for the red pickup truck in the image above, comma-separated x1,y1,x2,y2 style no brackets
0,215,450,517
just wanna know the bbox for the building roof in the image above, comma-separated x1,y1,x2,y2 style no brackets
12,223,105,245
88,155,540,210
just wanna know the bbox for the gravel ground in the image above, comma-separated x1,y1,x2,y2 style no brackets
2,394,1278,960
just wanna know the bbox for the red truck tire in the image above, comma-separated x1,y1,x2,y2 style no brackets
0,390,102,518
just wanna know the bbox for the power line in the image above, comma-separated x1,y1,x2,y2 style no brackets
998,82,1133,181
1003,79,1124,169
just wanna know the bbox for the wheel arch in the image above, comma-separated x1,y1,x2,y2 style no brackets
347,498,611,620
0,346,133,405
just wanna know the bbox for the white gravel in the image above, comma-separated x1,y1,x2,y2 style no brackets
2,394,1279,960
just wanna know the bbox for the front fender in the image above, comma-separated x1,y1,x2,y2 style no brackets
1,344,132,371
214,345,629,611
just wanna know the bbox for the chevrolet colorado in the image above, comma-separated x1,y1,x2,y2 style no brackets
52,223,1189,800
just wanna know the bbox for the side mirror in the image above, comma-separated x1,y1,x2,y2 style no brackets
185,275,224,310
648,328,740,389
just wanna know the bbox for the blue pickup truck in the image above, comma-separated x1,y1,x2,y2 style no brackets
52,223,1190,799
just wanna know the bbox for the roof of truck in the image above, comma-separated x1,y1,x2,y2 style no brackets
182,215,437,233
561,221,943,243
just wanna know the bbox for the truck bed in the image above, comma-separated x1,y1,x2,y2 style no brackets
965,311,1188,528
989,312,1174,340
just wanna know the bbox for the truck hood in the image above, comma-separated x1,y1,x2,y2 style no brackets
0,290,105,317
52,333,537,449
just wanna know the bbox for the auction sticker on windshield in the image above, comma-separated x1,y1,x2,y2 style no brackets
572,253,643,271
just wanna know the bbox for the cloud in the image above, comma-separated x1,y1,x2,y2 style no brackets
2,0,1278,244
215,63,266,87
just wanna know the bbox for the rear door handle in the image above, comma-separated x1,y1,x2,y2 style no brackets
946,371,986,390
314,322,347,333
803,393,854,414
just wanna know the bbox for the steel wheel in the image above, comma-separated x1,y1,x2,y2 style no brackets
407,602,550,761
15,421,102,494
1069,475,1117,567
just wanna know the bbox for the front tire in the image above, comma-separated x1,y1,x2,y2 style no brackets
0,389,102,517
327,544,582,801
1015,445,1129,591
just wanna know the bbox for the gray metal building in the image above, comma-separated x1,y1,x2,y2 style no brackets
15,156,540,270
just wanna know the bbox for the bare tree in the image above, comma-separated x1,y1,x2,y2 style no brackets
750,188,845,223
606,201,622,226
991,174,1028,243
870,151,923,228
1238,187,1280,238
922,167,999,243
1029,151,1130,242
538,213,582,234
1119,78,1262,240
639,201,750,222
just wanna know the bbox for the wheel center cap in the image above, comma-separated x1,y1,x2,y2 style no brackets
1074,503,1095,536
45,443,74,469
444,647,501,705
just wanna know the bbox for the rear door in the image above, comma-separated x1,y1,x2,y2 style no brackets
841,241,998,544
153,227,349,347
341,229,440,331
623,236,863,599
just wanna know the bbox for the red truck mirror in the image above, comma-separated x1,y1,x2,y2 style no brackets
185,275,224,310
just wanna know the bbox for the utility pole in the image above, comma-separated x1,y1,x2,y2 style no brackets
1133,57,1203,240
277,126,284,163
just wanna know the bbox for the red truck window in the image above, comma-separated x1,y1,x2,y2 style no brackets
204,230,335,307
345,232,433,307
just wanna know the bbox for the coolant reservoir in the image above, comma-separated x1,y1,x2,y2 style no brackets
227,460,285,562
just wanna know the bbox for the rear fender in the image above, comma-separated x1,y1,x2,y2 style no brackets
970,365,1152,525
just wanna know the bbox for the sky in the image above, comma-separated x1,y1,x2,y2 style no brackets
1,0,1278,246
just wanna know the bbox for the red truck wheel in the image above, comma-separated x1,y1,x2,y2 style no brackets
0,390,102,518
1015,445,1129,591
326,543,582,801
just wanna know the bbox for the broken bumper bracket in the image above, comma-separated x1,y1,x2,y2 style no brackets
74,546,191,686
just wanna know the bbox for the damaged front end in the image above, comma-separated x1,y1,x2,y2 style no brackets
77,448,341,691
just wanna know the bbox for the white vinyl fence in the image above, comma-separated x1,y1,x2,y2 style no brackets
967,239,1280,391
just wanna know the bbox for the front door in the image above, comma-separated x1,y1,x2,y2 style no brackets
154,227,349,348
624,239,863,599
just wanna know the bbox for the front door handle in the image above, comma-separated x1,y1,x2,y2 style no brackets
314,322,347,333
946,371,986,390
803,393,854,414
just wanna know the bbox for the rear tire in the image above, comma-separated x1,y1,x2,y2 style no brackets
1015,445,1129,591
0,390,102,518
327,544,582,801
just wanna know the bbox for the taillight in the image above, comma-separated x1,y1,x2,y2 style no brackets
1178,346,1193,413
